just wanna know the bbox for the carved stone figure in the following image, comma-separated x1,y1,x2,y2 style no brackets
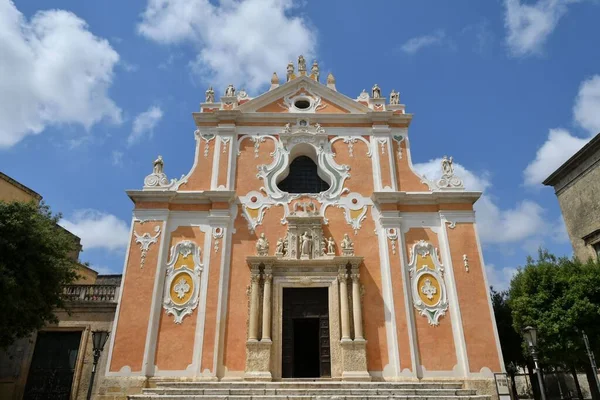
237,88,248,99
205,86,215,103
320,238,327,256
327,237,336,255
276,237,284,255
298,55,306,73
372,84,381,99
311,60,319,81
225,84,236,97
441,155,454,176
153,155,164,174
255,233,269,256
300,231,311,257
389,89,399,105
286,61,294,82
340,233,354,256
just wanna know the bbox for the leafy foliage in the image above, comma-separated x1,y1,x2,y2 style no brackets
491,287,526,372
0,201,78,348
508,249,600,366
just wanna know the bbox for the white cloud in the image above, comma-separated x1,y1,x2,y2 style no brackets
60,210,130,252
574,75,600,134
485,264,518,290
523,129,588,185
415,159,550,246
137,0,317,91
0,1,122,148
401,30,446,54
112,150,124,166
128,106,163,146
524,75,600,186
504,0,574,56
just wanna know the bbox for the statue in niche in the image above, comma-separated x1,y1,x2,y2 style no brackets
256,233,269,256
286,61,294,82
389,89,400,105
372,84,381,99
153,155,164,174
441,155,454,176
298,55,306,73
300,231,311,258
276,237,285,255
341,233,354,256
327,237,336,255
205,86,215,103
311,60,320,81
225,84,236,97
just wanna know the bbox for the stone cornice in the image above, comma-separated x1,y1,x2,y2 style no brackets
371,191,481,205
246,255,363,269
127,190,236,205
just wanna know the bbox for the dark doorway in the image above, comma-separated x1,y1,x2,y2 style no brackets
293,318,320,377
23,331,82,400
282,287,330,378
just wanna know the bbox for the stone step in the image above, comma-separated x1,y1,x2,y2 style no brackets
130,395,491,400
142,388,478,396
152,382,465,390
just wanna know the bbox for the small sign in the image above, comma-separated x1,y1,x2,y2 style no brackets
494,373,512,400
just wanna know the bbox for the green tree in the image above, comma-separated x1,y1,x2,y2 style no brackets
0,201,78,348
509,249,600,399
491,287,526,399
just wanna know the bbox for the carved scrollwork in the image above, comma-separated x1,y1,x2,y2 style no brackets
408,240,449,326
163,240,203,324
134,226,161,269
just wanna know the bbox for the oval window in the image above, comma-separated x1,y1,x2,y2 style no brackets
294,99,311,110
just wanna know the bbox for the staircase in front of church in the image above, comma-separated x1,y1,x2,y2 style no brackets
129,381,492,400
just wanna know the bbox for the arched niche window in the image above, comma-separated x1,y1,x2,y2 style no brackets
277,156,331,194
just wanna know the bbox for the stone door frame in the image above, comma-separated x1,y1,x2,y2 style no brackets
272,273,341,380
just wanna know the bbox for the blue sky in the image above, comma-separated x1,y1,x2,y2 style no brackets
2,0,599,289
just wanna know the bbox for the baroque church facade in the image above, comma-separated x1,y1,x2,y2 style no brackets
103,57,503,395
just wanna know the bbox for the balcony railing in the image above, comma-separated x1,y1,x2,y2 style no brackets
62,284,119,303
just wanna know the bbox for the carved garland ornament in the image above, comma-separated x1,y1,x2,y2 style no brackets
408,240,449,326
163,240,203,323
133,226,161,268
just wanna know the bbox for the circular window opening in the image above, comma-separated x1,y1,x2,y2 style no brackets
294,99,311,110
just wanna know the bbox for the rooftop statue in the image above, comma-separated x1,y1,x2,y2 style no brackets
372,84,381,99
389,89,400,105
298,55,306,73
311,60,320,81
286,61,294,82
225,84,235,97
205,86,215,103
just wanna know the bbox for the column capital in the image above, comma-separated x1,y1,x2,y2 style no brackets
350,273,360,283
250,273,261,283
338,272,348,283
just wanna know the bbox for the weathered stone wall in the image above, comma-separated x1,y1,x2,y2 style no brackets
556,159,600,261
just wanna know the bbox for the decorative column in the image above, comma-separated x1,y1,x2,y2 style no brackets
338,267,351,341
248,266,261,342
351,269,364,340
339,261,370,381
261,268,272,341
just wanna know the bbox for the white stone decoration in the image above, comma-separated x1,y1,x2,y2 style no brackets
278,84,327,113
408,240,449,326
377,138,387,155
225,84,235,97
163,240,204,324
437,155,464,189
463,254,469,272
221,136,231,153
205,86,215,103
330,136,372,158
255,121,349,211
195,130,216,158
240,191,275,232
386,228,398,255
340,233,355,256
212,227,224,253
143,156,177,189
391,134,405,160
255,233,269,256
134,226,161,268
356,89,369,102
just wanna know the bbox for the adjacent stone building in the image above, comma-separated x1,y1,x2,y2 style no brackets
100,58,504,398
0,171,121,399
543,133,600,261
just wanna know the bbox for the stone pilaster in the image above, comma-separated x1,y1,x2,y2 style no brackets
351,269,364,340
338,267,351,341
261,267,273,341
248,266,260,341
